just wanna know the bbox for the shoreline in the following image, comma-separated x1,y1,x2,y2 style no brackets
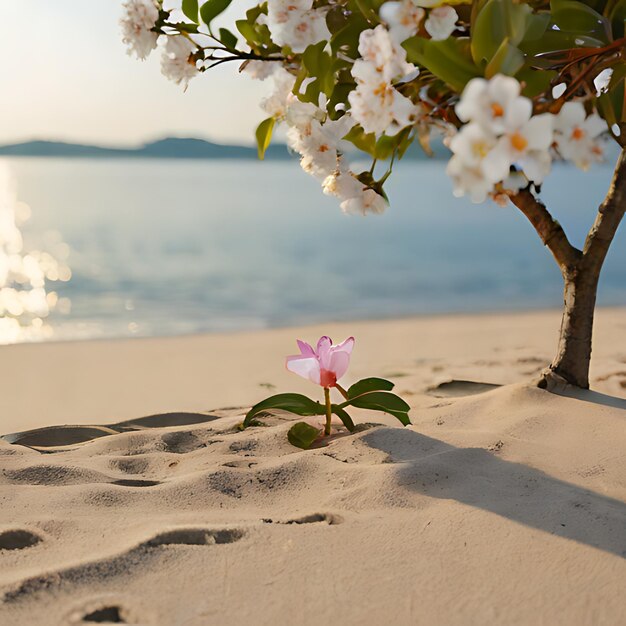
2,307,625,435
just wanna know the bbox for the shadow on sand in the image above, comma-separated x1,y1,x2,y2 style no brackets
556,387,626,410
363,428,626,559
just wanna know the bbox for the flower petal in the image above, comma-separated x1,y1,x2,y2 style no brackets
334,336,355,354
296,339,316,357
328,350,351,381
316,336,333,369
286,355,321,385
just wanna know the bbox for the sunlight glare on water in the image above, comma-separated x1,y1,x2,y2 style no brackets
0,160,71,344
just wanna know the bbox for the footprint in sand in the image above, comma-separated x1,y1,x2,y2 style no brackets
0,529,43,551
160,431,208,454
81,605,126,623
111,479,162,488
262,513,343,525
4,527,246,604
426,379,501,398
147,528,245,546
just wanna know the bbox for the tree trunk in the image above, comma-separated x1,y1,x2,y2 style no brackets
541,266,601,389
512,149,626,390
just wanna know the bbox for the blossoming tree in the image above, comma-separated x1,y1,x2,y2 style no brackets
122,0,626,389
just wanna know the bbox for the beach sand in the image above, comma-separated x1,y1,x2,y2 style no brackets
1,308,625,625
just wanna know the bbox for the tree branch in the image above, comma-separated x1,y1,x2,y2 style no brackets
510,188,582,272
582,149,626,275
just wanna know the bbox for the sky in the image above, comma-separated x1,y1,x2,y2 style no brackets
0,1,268,147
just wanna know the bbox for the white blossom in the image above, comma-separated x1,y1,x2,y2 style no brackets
241,60,281,81
267,0,329,53
449,123,498,176
446,154,494,203
348,26,420,135
425,6,458,41
379,1,425,43
341,188,388,215
553,102,607,170
484,110,554,184
120,0,160,60
161,36,198,87
322,168,388,215
456,75,529,135
261,68,297,119
357,25,416,81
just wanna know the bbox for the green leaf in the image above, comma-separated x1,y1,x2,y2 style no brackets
471,0,533,66
200,0,233,28
344,125,377,156
517,68,557,98
244,393,325,428
347,377,394,398
299,41,337,103
170,21,200,34
354,0,380,25
219,27,238,50
332,405,355,432
182,0,198,22
550,0,611,43
343,391,411,426
608,0,626,38
236,19,258,45
288,422,322,449
485,38,525,78
404,37,480,92
255,117,275,160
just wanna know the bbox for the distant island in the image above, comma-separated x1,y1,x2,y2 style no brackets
0,136,448,161
0,137,292,160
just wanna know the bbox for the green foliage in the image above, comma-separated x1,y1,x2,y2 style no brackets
404,37,480,91
182,0,198,22
550,0,611,43
331,405,356,431
243,393,325,427
200,0,233,28
255,117,275,160
297,42,338,103
287,422,322,449
347,377,395,397
219,27,238,50
340,390,411,426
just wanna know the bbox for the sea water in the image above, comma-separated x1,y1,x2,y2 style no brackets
3,156,625,342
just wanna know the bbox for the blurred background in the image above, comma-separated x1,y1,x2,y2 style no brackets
1,1,624,344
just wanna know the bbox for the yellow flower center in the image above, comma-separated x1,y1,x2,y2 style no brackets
491,103,505,118
472,141,490,158
510,132,528,152
572,127,586,141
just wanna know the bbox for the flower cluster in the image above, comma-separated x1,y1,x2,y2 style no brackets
260,66,389,214
348,25,420,136
267,0,330,54
381,1,459,44
448,75,608,203
121,0,617,214
121,0,199,88
120,0,159,60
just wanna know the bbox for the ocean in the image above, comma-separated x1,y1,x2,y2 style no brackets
3,156,625,343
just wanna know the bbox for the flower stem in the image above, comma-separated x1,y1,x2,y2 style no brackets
335,384,350,401
324,387,332,436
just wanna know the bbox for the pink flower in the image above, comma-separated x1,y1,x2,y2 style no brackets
286,336,355,388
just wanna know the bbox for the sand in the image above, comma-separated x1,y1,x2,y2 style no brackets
1,308,625,625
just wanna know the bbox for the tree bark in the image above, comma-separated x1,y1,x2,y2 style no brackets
510,149,626,389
